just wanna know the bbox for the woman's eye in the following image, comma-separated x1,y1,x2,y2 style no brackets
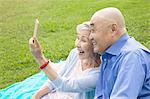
82,39,87,42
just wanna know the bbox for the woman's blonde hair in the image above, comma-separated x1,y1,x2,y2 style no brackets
76,21,91,33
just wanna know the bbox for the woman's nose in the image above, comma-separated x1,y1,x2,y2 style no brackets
76,41,81,48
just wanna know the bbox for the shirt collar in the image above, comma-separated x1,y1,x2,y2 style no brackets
104,32,130,56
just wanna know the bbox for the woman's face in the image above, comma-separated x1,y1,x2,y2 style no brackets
76,30,93,59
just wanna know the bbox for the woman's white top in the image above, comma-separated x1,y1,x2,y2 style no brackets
41,48,100,99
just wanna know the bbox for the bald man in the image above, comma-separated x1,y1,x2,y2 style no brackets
89,7,150,99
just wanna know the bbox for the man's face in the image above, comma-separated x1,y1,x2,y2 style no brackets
89,18,112,54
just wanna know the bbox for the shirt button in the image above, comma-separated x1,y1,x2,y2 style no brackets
104,59,107,62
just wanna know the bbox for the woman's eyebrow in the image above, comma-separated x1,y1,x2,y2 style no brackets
81,36,89,40
81,35,88,37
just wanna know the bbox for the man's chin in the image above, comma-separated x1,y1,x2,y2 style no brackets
93,47,99,53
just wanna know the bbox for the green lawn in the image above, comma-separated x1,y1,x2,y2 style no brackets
0,0,149,89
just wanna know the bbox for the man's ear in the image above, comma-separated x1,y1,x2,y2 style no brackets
112,24,117,32
110,24,119,41
111,24,118,37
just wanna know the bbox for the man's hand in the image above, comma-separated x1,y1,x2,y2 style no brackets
29,37,46,65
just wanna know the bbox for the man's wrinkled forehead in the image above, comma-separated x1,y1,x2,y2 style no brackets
90,15,102,29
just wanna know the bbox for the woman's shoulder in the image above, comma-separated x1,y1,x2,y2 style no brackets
70,48,78,55
68,48,79,60
58,48,79,75
87,67,100,75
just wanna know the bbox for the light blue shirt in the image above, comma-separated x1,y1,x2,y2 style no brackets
95,33,150,99
45,48,100,99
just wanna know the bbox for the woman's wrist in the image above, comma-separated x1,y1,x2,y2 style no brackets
35,88,49,98
36,55,47,66
32,93,41,99
40,60,49,69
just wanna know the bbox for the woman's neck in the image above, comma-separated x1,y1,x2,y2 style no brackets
80,56,99,71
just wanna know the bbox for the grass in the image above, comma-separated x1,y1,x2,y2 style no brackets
0,0,149,89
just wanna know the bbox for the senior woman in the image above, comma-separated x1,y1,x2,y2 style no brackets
29,22,101,99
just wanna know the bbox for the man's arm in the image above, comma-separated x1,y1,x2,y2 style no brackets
110,52,145,99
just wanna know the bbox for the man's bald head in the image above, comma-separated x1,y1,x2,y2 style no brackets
91,7,126,35
89,7,127,54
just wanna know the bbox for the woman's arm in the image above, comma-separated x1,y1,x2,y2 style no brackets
51,70,99,92
32,84,50,99
29,37,94,93
42,63,99,92
33,48,97,93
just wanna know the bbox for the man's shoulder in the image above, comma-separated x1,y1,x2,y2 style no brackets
121,37,150,55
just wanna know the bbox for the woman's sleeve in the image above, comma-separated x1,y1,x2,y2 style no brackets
41,80,56,92
51,70,100,93
58,48,78,75
44,48,78,92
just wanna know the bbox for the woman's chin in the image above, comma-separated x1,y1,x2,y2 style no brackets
78,55,85,60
